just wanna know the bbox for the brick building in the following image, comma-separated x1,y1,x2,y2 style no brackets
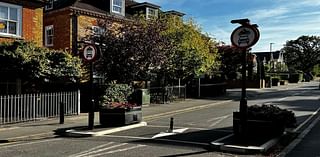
0,0,45,46
43,0,184,54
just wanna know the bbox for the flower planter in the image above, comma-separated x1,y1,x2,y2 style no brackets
99,106,142,127
233,112,285,138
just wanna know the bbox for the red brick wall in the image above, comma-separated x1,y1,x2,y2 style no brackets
44,9,71,51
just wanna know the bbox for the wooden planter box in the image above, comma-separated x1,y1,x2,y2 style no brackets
233,112,285,138
99,106,142,127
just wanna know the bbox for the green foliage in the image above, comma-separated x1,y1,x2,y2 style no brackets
248,104,297,128
282,35,320,73
101,84,135,108
91,17,171,83
0,41,82,89
44,51,82,82
217,46,242,80
289,73,303,83
89,16,220,84
162,16,220,80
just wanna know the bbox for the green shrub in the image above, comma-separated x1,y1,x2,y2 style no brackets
289,73,303,83
271,77,280,82
102,84,133,103
279,74,290,80
248,104,296,128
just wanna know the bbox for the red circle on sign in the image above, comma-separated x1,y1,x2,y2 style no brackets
231,25,260,49
82,44,98,62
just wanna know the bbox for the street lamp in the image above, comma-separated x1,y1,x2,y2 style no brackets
269,43,275,53
269,43,275,72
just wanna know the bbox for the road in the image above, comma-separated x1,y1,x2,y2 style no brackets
0,82,319,157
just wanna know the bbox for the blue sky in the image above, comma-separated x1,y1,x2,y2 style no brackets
136,0,320,52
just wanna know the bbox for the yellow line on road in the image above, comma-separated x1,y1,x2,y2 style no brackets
143,100,232,121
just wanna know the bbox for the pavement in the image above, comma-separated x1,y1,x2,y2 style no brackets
0,83,320,156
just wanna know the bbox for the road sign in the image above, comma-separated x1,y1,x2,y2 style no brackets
82,44,98,62
231,25,260,49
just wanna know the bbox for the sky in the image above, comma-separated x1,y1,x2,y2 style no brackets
136,0,320,52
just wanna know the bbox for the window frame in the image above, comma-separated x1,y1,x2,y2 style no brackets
45,25,54,47
146,7,157,20
92,26,105,37
111,0,124,15
0,2,22,37
45,0,53,10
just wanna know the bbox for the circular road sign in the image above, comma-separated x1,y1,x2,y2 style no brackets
82,44,97,62
231,25,260,49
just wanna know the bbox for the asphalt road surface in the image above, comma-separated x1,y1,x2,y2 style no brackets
0,82,319,157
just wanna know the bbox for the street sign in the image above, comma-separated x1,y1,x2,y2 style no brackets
82,44,98,62
231,25,260,49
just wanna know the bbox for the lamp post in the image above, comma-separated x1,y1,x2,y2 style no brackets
270,43,275,72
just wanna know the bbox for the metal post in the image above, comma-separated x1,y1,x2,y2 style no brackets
88,62,95,130
60,102,64,124
169,117,174,133
239,49,248,137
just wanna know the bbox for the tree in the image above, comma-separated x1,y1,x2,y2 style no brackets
0,41,83,92
90,17,172,84
218,45,242,80
161,16,220,82
88,15,219,85
282,35,320,74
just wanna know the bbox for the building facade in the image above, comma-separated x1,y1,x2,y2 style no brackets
43,0,184,54
0,0,45,46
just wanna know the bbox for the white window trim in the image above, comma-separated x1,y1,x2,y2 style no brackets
0,2,22,37
92,26,105,36
45,0,53,10
111,0,125,16
45,25,54,47
146,7,158,20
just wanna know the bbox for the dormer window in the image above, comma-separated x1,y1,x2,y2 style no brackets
45,0,53,10
146,7,157,19
112,0,123,14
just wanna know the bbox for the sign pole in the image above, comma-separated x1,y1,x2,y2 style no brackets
81,44,98,130
239,48,248,137
230,19,260,137
88,61,95,130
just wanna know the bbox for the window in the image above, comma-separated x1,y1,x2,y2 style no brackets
146,7,157,19
112,0,123,14
0,2,21,37
45,25,54,46
45,0,53,10
92,26,105,36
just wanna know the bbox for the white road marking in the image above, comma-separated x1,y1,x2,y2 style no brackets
278,97,287,101
68,142,114,157
208,115,230,127
72,143,128,157
102,135,151,140
152,128,189,139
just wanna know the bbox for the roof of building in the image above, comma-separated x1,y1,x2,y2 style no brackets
164,10,185,17
253,51,281,62
128,2,160,9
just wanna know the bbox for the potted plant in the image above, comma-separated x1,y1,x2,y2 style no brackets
99,84,142,126
233,104,296,138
